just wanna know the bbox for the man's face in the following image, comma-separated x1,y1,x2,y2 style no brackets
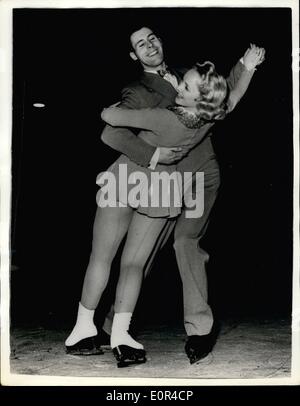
130,27,164,69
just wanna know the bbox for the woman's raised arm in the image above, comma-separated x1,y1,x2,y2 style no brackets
227,44,265,112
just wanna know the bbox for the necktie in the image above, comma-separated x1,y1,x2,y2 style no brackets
158,68,169,77
157,68,178,89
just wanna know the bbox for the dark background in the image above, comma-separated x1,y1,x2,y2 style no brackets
11,8,293,329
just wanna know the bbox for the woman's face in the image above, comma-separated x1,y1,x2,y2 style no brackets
175,69,201,108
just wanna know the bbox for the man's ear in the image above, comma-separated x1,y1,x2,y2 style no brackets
130,51,138,61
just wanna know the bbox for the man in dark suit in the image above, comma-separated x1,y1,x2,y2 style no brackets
99,26,246,364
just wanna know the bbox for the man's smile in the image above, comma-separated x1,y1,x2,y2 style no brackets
148,49,158,57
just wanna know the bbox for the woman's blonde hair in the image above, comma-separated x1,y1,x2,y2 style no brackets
194,61,228,121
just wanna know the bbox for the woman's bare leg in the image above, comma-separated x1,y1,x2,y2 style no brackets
102,219,175,336
65,205,133,347
81,206,133,309
111,212,168,351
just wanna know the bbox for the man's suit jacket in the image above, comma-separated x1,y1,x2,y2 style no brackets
101,61,245,175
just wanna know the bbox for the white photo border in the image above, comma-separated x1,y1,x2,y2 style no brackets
0,0,299,386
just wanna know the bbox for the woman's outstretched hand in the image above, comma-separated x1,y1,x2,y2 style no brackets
243,44,266,71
